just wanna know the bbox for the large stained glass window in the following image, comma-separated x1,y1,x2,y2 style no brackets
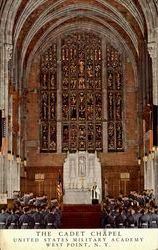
61,33,103,152
39,35,124,153
107,45,124,151
40,44,57,152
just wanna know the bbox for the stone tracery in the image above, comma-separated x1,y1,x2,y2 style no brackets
40,44,57,152
61,32,103,152
39,34,124,153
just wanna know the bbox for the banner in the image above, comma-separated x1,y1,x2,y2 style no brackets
153,105,158,146
0,110,2,150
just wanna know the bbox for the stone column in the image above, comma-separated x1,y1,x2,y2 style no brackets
148,29,158,200
13,159,20,194
154,151,158,204
0,41,15,197
148,159,154,189
150,159,155,190
148,29,158,106
0,43,5,192
145,157,156,191
143,161,147,189
0,155,4,192
7,159,12,198
17,162,21,192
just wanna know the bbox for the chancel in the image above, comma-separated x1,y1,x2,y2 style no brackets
63,151,102,204
0,0,158,229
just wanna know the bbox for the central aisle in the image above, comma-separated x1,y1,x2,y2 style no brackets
61,204,102,229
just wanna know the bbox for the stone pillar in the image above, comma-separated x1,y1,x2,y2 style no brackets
147,159,154,189
0,155,4,192
148,29,158,106
148,30,158,201
7,157,20,198
145,156,157,191
150,159,155,190
17,162,21,192
154,151,158,204
143,161,147,190
7,159,12,198
0,41,15,197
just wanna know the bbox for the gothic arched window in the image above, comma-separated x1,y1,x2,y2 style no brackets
61,33,103,152
107,45,124,151
39,33,124,153
40,44,57,152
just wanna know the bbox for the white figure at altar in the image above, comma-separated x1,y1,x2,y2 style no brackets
90,182,100,204
78,156,86,177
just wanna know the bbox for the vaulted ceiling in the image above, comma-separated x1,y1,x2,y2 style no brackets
0,0,157,85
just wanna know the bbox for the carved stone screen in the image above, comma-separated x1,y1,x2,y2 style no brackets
107,45,124,151
61,33,103,152
40,44,57,152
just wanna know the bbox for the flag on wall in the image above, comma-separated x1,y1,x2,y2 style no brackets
0,110,2,151
57,171,63,202
153,105,158,146
0,115,6,154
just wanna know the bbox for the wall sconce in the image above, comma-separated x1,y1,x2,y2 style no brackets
152,146,156,152
24,158,27,166
24,171,27,178
151,151,155,159
143,154,148,162
7,151,12,160
137,157,141,165
148,151,151,160
16,155,21,164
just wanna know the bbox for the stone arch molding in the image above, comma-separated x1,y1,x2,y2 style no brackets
24,22,137,88
0,0,158,106
20,5,138,65
1,0,157,47
0,0,157,64
15,2,139,51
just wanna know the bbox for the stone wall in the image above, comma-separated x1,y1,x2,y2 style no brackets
24,48,141,198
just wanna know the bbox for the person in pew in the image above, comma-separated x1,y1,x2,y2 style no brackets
19,207,34,229
149,207,158,228
115,208,126,228
44,206,57,229
138,208,150,228
125,208,138,228
6,208,19,229
0,206,10,229
32,206,44,229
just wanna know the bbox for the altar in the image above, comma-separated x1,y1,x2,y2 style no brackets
63,151,102,204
